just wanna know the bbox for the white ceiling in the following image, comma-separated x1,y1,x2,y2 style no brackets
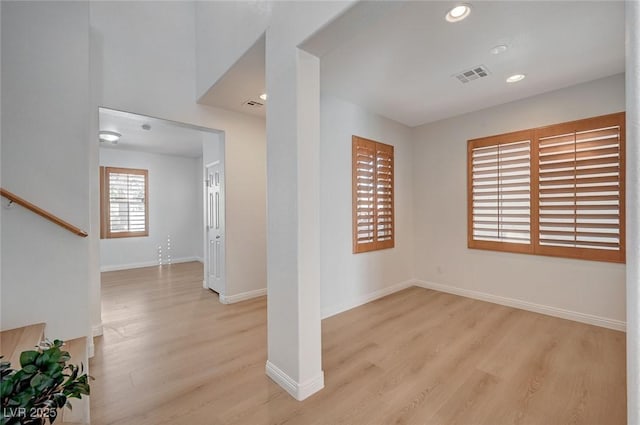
99,108,215,158
198,35,266,117
189,1,624,128
317,1,625,127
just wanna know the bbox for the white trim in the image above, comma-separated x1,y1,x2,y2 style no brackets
219,288,267,304
100,257,201,272
413,280,626,332
195,257,204,264
321,279,414,319
297,370,325,400
88,338,95,359
265,361,324,401
92,324,103,337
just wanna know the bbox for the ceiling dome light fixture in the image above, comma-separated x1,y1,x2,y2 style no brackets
259,93,267,101
446,4,471,22
490,44,508,55
506,74,526,83
99,130,121,144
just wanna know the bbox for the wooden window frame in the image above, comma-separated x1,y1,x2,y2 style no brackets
352,136,395,253
467,130,534,255
467,112,625,263
100,166,149,239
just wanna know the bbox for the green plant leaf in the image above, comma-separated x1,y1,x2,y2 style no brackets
19,351,38,367
59,350,70,364
0,366,14,378
22,365,37,374
30,374,54,392
4,340,92,422
47,349,61,365
0,377,14,398
16,370,31,382
52,393,67,409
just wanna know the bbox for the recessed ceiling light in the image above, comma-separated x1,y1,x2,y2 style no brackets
446,4,471,22
259,93,267,101
490,44,508,55
506,74,526,83
99,130,121,144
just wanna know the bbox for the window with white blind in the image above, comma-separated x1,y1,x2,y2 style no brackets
352,136,394,253
100,167,149,239
467,112,625,263
469,131,532,253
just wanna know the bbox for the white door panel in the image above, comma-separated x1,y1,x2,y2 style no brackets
206,162,225,294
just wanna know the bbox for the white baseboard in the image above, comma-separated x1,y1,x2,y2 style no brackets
265,360,324,401
195,257,204,264
321,279,414,319
100,257,201,272
92,323,103,337
219,288,267,304
413,279,626,332
89,323,102,359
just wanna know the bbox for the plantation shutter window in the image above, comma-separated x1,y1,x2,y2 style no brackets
100,167,149,239
536,114,624,262
467,112,625,263
468,131,532,254
352,136,395,253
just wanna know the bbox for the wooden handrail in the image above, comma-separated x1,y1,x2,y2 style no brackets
0,188,88,237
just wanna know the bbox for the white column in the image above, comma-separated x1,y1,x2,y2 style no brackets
295,49,323,393
264,36,323,400
626,1,640,423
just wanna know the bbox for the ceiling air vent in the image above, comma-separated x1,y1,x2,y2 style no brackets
243,99,264,107
454,65,490,83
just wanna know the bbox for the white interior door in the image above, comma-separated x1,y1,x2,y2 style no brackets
206,162,225,294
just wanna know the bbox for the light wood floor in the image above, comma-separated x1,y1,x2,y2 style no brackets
91,262,625,425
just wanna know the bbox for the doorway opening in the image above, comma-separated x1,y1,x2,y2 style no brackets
97,107,226,297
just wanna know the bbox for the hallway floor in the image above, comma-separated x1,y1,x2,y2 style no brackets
91,261,625,425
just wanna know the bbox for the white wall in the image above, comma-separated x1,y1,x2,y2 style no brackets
89,0,267,325
320,95,414,317
99,148,201,271
0,0,4,323
195,1,270,99
1,1,90,340
412,74,626,326
626,1,640,421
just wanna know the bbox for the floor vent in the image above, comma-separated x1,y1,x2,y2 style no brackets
454,65,490,83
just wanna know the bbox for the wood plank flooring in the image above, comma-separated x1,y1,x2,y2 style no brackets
0,323,45,369
91,262,625,425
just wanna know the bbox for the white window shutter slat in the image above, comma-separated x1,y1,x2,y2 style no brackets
538,125,622,252
471,139,531,245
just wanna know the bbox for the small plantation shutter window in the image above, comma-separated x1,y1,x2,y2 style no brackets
536,114,624,262
352,136,395,253
100,167,149,239
468,131,532,253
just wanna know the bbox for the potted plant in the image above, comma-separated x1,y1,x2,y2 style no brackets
1,340,91,425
